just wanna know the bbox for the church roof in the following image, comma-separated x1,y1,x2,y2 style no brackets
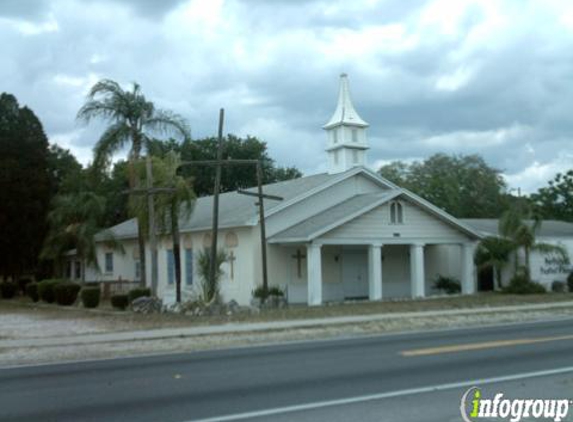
268,191,400,242
323,73,369,129
97,172,335,240
461,219,573,238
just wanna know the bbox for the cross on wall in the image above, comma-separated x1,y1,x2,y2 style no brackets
227,250,236,280
291,249,306,278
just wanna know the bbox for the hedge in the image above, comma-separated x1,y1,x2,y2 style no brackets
128,287,151,304
18,278,32,295
26,282,39,302
111,294,129,311
80,287,101,308
503,274,546,294
54,282,81,306
0,282,18,299
38,279,66,303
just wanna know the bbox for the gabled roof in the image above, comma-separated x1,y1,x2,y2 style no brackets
97,172,335,240
97,166,483,243
462,219,573,238
323,74,369,129
269,191,400,243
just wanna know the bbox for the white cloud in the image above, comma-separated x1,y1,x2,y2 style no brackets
504,151,573,194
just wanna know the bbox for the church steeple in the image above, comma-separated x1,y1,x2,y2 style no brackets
323,74,369,174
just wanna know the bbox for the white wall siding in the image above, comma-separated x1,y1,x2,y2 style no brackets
322,200,469,243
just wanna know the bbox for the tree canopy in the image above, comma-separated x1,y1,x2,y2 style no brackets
531,170,573,222
378,153,508,218
0,93,51,279
148,134,302,197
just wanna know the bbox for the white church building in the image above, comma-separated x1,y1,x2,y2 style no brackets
78,74,488,306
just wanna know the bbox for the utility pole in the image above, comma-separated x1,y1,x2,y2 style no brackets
146,155,159,296
209,108,225,292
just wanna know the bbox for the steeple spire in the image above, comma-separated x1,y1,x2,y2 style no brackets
323,74,369,174
323,73,369,129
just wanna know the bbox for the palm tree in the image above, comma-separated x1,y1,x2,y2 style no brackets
77,79,190,287
41,192,122,280
154,152,196,303
474,236,514,290
499,206,569,280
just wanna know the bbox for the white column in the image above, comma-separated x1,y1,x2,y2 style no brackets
410,243,425,298
307,243,323,306
368,244,383,301
461,243,476,295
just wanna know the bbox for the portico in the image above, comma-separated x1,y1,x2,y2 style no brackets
302,240,476,306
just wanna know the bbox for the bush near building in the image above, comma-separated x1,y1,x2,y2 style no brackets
128,287,151,304
503,274,546,294
111,294,129,311
26,282,39,302
37,279,66,303
80,286,101,308
0,282,18,299
54,282,81,306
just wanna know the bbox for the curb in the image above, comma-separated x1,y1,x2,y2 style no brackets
3,300,573,349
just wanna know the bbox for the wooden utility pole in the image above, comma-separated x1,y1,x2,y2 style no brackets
209,108,225,291
146,155,159,296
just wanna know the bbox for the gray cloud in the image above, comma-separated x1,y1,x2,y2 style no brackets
1,0,572,193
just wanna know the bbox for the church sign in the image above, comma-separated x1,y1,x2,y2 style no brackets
540,257,570,276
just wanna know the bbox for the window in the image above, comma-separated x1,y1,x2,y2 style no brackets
333,129,338,144
185,248,193,285
167,250,174,285
352,128,358,142
390,201,404,224
134,260,141,281
334,150,339,165
105,253,113,273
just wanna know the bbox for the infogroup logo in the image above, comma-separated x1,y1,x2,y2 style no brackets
460,387,571,422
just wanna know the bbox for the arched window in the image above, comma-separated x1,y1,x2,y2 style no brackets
390,201,404,224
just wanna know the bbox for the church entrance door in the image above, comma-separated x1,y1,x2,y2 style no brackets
342,250,369,299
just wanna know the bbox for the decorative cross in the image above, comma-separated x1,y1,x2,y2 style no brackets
227,250,236,280
291,249,306,278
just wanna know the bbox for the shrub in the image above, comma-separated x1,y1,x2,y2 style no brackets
37,279,66,303
111,294,129,311
128,287,151,304
26,282,39,302
18,278,32,295
268,286,284,297
253,285,269,300
568,272,573,292
0,282,18,299
503,274,546,294
81,287,101,308
433,275,461,294
54,282,81,306
197,249,227,303
552,281,566,293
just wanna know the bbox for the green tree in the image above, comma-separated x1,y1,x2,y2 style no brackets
531,170,573,222
41,191,122,280
378,154,507,218
148,135,302,197
499,205,569,280
77,79,190,287
474,236,514,290
0,93,51,280
134,152,195,302
47,144,83,195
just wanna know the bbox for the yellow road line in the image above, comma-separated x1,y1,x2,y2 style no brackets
401,334,573,357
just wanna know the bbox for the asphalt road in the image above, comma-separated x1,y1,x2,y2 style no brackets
2,317,573,422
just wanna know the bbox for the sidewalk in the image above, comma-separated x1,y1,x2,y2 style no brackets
5,300,573,349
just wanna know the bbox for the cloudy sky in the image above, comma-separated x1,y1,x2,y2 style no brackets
2,0,573,193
